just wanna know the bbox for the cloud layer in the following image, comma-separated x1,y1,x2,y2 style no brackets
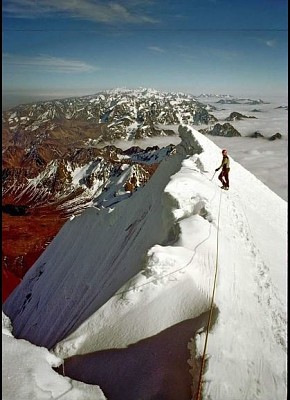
3,53,96,73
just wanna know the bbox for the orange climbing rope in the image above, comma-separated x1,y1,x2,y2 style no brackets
196,189,223,400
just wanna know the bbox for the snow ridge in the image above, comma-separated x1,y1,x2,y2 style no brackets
3,125,287,400
3,126,204,349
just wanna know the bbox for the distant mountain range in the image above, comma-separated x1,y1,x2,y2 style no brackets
2,88,218,150
196,93,233,98
216,98,269,105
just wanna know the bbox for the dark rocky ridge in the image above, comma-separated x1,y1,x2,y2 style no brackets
199,123,241,137
225,112,257,121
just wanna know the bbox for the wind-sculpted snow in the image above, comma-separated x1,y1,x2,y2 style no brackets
3,127,203,349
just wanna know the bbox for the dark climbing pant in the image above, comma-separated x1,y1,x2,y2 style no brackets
218,168,229,188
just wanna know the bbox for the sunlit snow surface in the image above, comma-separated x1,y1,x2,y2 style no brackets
3,123,287,399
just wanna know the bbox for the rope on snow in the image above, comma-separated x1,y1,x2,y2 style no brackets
196,188,222,400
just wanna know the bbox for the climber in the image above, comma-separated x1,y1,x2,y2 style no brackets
215,149,230,190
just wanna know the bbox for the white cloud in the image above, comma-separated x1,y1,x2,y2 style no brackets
147,46,166,53
253,37,278,48
3,53,97,73
266,40,276,47
3,0,158,24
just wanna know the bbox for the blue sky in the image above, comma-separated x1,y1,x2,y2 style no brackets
2,0,288,108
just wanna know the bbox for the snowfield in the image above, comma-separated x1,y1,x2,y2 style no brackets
3,125,287,400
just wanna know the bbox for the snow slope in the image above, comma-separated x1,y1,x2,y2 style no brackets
3,125,287,399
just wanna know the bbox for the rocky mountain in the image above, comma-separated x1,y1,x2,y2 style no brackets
2,88,218,151
2,88,220,211
249,131,265,138
247,131,283,140
225,111,257,121
268,132,282,141
216,98,269,105
199,122,241,137
196,93,233,99
2,88,221,298
2,140,174,295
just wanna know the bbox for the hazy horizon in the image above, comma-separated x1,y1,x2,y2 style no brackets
3,0,287,110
